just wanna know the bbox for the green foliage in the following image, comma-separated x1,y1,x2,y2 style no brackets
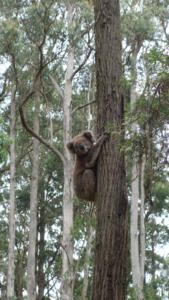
0,19,19,56
122,9,156,44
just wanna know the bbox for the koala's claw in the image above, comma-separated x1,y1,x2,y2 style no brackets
103,131,110,140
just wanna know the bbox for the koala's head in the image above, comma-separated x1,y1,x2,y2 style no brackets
67,131,95,157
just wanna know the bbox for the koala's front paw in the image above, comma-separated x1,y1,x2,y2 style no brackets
103,131,110,140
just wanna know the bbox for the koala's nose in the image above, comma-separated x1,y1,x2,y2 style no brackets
79,143,84,150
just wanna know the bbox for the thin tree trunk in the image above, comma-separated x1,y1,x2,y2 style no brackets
60,2,74,299
140,156,145,288
87,74,92,130
130,50,142,298
37,194,46,300
151,229,156,291
92,0,128,299
27,95,40,300
7,87,16,299
131,161,142,290
130,48,144,299
82,226,94,300
15,252,24,300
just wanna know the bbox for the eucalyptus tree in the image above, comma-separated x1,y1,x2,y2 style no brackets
26,95,40,300
92,0,128,299
121,1,157,298
7,87,16,299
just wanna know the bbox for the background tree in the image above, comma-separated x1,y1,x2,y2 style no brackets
27,94,40,300
7,87,16,299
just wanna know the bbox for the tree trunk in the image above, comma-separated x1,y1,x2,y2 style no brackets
130,48,144,299
37,194,46,300
92,1,128,299
15,252,24,300
82,226,94,300
27,95,40,300
60,2,74,300
7,87,16,299
140,156,145,288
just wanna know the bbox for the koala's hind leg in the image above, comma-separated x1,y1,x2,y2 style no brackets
82,169,96,201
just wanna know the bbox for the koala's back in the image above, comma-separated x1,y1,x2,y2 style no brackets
73,159,96,201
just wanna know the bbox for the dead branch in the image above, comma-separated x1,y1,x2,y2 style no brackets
19,92,65,165
0,148,32,176
49,75,64,99
70,47,93,80
72,100,96,114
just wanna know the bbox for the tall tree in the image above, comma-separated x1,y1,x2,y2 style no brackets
50,2,74,298
7,87,16,298
92,0,128,299
27,95,40,300
61,3,74,299
130,41,144,300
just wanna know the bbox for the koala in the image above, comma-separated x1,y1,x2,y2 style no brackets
67,131,108,201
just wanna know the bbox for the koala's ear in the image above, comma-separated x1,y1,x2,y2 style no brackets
83,131,95,143
67,142,75,154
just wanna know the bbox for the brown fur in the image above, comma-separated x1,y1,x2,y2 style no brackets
67,131,108,201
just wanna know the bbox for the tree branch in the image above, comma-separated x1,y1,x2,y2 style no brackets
19,91,65,165
49,75,64,99
72,100,96,114
70,47,93,80
0,148,32,176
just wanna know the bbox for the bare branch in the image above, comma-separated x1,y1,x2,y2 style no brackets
161,20,169,42
70,47,93,80
0,148,32,176
19,91,65,165
81,23,94,39
49,75,64,99
72,100,96,114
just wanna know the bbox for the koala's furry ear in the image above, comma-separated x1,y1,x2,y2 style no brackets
67,142,75,154
83,131,95,143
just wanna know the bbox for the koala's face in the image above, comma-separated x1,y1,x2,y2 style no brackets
67,131,95,157
73,136,92,156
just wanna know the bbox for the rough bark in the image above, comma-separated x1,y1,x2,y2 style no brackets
60,2,74,299
15,252,25,300
7,87,16,298
92,1,128,299
27,95,40,300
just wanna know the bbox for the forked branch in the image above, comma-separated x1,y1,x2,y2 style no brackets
19,90,65,165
